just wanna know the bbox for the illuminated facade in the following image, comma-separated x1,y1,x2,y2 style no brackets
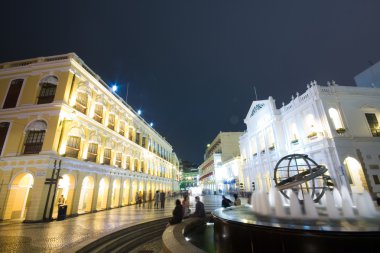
240,81,380,197
198,132,242,194
0,53,179,221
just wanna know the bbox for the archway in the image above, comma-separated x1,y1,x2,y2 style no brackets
4,173,34,220
122,180,130,205
131,180,138,203
78,176,94,213
343,157,366,193
53,174,75,218
96,177,109,210
138,181,145,203
111,179,121,208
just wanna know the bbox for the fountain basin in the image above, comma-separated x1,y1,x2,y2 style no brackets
212,206,380,253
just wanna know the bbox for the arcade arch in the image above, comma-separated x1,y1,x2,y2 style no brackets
78,176,94,213
4,172,34,220
96,177,109,210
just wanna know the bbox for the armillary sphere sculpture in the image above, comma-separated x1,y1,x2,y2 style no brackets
273,154,329,202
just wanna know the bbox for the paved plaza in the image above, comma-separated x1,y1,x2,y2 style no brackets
0,194,242,253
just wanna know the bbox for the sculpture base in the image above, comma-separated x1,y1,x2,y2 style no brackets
212,206,380,253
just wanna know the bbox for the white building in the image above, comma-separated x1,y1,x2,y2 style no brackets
240,81,380,197
199,132,242,194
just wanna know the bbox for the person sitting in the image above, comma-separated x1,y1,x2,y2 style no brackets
191,196,206,218
168,199,183,226
233,193,241,206
182,195,190,218
221,195,232,208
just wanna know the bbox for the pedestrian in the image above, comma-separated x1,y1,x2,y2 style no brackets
58,195,65,206
154,190,160,209
148,190,152,209
167,199,183,226
222,195,232,208
191,196,206,218
182,195,190,218
142,191,146,207
160,191,166,208
233,193,241,206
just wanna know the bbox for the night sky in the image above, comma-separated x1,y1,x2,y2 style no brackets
1,1,380,164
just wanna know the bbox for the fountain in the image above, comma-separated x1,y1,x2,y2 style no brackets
211,154,380,253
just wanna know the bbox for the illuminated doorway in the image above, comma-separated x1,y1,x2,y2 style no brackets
131,180,138,203
4,173,34,220
343,157,365,193
122,180,130,206
96,177,109,210
111,179,121,208
78,176,94,213
53,174,75,218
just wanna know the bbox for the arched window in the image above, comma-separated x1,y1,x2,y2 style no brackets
328,108,345,132
24,120,47,154
3,79,23,109
37,76,58,104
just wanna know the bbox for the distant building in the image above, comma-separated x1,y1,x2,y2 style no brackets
199,132,242,194
240,81,380,197
179,160,199,191
354,61,380,88
0,53,179,221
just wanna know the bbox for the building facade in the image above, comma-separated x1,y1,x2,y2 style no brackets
0,53,179,221
198,132,242,194
354,61,380,88
240,81,380,197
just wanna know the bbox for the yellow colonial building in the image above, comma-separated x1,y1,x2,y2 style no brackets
0,53,180,222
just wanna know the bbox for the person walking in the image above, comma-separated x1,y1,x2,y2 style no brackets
182,195,190,218
160,191,166,208
154,190,160,209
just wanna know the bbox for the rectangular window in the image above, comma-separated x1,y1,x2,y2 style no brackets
74,92,88,114
373,175,380,185
65,136,81,158
134,159,138,171
129,129,133,141
37,83,56,104
0,122,10,155
369,165,380,170
365,113,380,137
87,143,98,162
126,156,131,170
3,79,23,109
115,153,122,167
142,137,146,148
93,104,103,123
135,132,140,144
24,130,45,154
103,148,111,165
108,114,115,130
119,122,125,136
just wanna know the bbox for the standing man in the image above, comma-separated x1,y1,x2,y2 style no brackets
160,191,166,208
148,190,152,209
154,190,160,209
